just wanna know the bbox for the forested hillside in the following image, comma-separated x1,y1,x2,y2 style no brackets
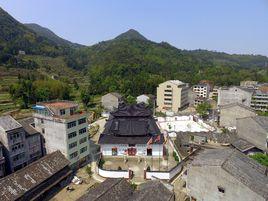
1,6,268,99
65,30,268,96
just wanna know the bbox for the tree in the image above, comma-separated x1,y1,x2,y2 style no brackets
126,95,136,104
196,102,212,118
80,87,91,109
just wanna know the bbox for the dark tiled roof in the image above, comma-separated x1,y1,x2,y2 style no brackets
18,117,39,136
0,115,22,131
111,103,152,117
131,180,174,201
231,138,255,152
192,149,268,199
99,103,163,144
99,133,164,145
0,151,70,201
78,179,174,201
253,116,268,132
219,102,256,113
78,178,134,201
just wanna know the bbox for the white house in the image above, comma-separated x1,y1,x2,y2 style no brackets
99,103,164,157
136,94,155,105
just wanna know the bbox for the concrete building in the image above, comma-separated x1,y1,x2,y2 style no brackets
157,80,189,113
219,103,257,128
18,117,43,163
193,84,210,98
217,86,254,107
209,86,219,100
240,80,258,88
0,143,5,178
251,85,268,112
0,151,72,201
101,92,123,111
33,101,90,168
136,94,155,105
187,148,268,201
0,115,28,173
237,116,268,152
99,103,164,157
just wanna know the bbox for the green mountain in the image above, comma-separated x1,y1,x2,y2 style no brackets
65,29,268,96
24,23,82,47
114,29,148,41
1,6,268,97
0,7,70,68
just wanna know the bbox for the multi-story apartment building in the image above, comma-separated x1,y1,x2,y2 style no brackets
0,143,5,177
0,115,28,173
193,84,210,98
157,80,189,113
251,85,268,112
33,101,90,168
18,117,43,163
217,86,254,107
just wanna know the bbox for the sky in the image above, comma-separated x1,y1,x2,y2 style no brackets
0,0,268,56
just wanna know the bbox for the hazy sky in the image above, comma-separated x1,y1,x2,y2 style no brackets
0,0,268,56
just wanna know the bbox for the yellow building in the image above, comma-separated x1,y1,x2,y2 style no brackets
157,80,189,113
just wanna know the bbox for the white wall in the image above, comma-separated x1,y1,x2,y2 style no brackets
98,167,129,178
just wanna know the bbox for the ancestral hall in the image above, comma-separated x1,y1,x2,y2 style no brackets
99,103,164,157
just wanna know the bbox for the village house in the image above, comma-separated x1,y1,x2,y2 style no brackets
78,178,175,201
219,103,257,128
251,85,268,112
217,86,254,107
18,117,43,163
33,100,90,168
0,151,71,201
101,92,123,111
136,94,155,105
236,116,268,152
99,103,164,157
0,115,29,173
0,115,44,175
187,148,268,201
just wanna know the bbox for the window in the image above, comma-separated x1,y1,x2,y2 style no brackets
70,151,78,159
164,89,172,93
69,142,77,149
79,137,87,144
42,128,45,134
218,186,225,193
70,107,75,115
80,146,87,154
68,132,77,139
12,143,24,152
79,128,87,135
78,118,86,125
13,153,25,162
41,119,44,124
166,85,171,88
10,132,20,140
67,121,76,129
60,109,65,115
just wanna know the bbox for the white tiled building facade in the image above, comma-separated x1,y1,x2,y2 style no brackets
33,101,90,167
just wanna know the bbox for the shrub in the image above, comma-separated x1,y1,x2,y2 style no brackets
99,158,105,168
249,153,268,167
173,151,180,162
85,166,92,176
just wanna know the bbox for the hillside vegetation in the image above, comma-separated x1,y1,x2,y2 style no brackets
1,6,268,111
